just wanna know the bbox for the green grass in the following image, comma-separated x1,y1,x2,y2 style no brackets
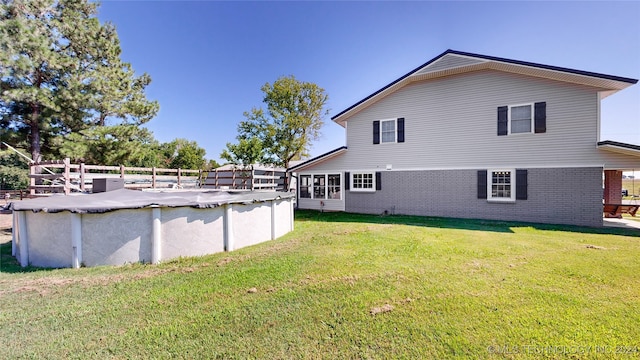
1,211,639,359
622,214,640,222
622,179,639,198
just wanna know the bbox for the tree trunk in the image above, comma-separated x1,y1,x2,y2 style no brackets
283,161,290,191
30,103,42,164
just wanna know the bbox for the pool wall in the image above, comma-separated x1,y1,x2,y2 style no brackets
12,197,294,268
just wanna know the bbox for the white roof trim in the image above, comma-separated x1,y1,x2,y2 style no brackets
333,50,637,126
597,143,640,158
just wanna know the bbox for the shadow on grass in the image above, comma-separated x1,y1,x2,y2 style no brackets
294,210,640,237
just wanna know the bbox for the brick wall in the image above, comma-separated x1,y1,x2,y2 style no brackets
345,167,603,227
603,170,622,204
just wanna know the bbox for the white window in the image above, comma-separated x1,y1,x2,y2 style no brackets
299,175,311,198
509,104,533,134
351,172,374,191
328,174,341,199
380,119,396,143
488,170,515,202
313,175,326,199
300,173,341,199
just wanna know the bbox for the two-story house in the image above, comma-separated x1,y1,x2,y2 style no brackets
288,50,639,227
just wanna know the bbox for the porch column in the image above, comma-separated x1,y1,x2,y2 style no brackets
603,170,623,204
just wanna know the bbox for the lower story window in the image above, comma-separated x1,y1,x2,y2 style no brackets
489,170,514,201
299,175,311,198
313,175,325,199
352,172,374,191
299,173,341,200
328,174,341,199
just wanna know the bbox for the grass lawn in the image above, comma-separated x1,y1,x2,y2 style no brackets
1,211,639,359
622,214,640,222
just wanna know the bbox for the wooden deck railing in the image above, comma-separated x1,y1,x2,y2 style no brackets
203,167,285,191
29,158,203,195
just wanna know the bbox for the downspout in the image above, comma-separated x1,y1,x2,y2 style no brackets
289,173,299,210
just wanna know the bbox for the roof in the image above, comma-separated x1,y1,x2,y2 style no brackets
215,163,285,172
597,140,640,158
332,49,638,126
287,146,347,172
11,189,295,214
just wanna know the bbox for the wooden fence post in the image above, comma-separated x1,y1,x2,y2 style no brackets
29,163,36,196
80,163,86,192
251,168,255,191
64,158,71,195
152,167,157,188
177,168,182,186
232,168,236,189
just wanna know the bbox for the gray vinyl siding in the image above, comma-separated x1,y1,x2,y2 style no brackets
416,54,486,74
309,69,638,172
297,198,344,212
345,167,603,227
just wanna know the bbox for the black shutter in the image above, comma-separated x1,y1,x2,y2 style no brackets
373,121,380,144
497,106,508,136
477,170,487,199
344,172,350,190
534,102,546,133
375,172,382,191
516,169,528,200
397,118,405,143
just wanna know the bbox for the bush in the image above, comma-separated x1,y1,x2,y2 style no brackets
0,166,29,190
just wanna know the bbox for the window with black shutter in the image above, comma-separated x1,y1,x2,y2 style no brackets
534,102,546,133
516,169,528,200
477,170,487,199
397,118,405,143
497,106,508,136
498,102,546,136
373,121,380,144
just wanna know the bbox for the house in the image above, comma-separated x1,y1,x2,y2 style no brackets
288,50,640,227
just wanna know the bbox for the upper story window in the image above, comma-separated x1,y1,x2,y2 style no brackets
373,118,405,144
498,102,546,136
381,119,396,143
509,104,532,134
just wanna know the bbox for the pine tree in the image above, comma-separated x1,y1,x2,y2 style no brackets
0,0,158,163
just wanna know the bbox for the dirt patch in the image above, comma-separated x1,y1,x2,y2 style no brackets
586,244,606,250
0,212,12,229
366,224,393,232
0,262,219,297
370,304,394,315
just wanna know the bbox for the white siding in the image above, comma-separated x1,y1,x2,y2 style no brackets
309,69,639,172
297,198,345,211
415,54,486,75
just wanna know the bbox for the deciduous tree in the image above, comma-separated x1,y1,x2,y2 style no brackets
224,75,328,173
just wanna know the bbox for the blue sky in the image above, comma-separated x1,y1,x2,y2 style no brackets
97,1,640,163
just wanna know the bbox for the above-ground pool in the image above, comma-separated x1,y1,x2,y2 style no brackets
11,189,295,268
